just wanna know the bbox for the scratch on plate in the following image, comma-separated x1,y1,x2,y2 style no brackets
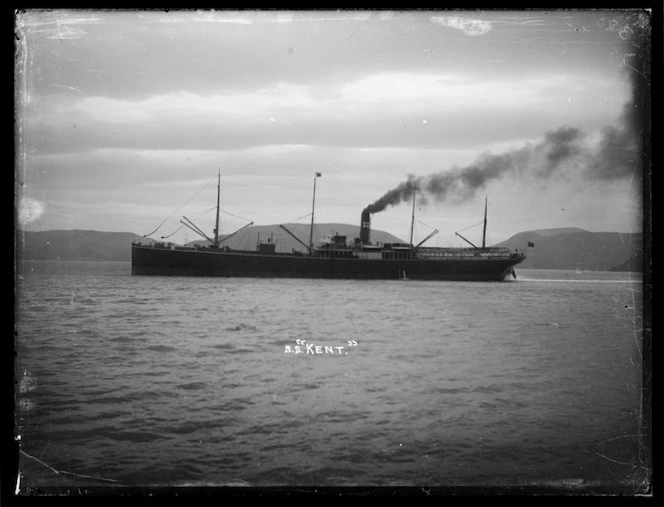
430,15,492,36
16,11,103,40
418,49,433,70
49,84,83,92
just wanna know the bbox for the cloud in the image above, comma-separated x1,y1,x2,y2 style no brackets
13,10,647,241
335,72,592,112
430,15,492,36
25,69,628,157
70,84,316,123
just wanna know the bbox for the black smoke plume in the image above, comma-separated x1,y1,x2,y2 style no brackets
366,16,649,215
366,125,592,214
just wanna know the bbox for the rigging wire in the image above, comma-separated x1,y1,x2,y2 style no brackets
160,206,218,242
284,212,313,224
489,206,508,246
141,177,215,238
187,206,217,219
456,220,485,233
160,225,183,239
415,218,437,230
220,209,252,223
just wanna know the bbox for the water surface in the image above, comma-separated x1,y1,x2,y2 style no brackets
14,261,647,493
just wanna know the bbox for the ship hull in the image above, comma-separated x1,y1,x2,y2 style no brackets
132,245,524,281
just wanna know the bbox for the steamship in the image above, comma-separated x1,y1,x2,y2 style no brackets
131,173,526,281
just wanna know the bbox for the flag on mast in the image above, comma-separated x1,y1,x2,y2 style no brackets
315,172,322,177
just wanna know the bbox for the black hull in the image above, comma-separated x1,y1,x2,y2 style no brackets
132,245,524,281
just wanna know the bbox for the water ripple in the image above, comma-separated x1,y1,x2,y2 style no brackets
15,262,645,490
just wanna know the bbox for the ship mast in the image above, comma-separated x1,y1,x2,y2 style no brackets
482,196,488,249
409,189,416,247
308,172,321,255
455,197,487,249
213,169,221,248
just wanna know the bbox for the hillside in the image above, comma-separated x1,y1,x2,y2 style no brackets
17,230,144,261
17,224,403,261
496,230,643,271
17,227,645,272
527,227,589,237
608,253,644,272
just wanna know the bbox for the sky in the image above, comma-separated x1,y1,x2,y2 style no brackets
15,9,650,247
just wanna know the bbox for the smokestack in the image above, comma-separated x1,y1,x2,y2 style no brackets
360,208,371,245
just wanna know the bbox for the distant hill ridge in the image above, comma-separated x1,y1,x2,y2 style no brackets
17,230,143,262
17,226,643,271
16,224,402,262
527,227,589,237
496,229,642,271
